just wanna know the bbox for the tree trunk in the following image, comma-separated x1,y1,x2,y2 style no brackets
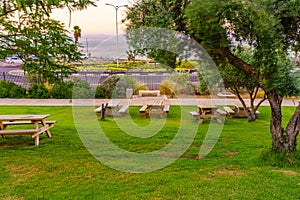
285,103,300,152
267,90,299,152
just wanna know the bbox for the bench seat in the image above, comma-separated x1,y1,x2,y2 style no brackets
139,105,148,113
189,111,200,118
223,106,235,114
118,105,129,115
0,129,38,135
216,109,227,116
163,105,170,113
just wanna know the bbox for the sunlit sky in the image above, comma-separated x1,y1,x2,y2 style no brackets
51,0,131,35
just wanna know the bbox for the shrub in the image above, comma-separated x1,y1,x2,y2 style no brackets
160,79,175,96
95,75,147,98
95,85,105,98
72,78,94,99
28,83,50,98
0,80,27,98
171,73,196,95
95,75,120,98
52,81,74,99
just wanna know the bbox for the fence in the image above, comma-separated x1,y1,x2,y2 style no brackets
0,71,199,90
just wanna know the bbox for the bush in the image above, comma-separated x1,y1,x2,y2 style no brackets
171,73,196,95
72,78,94,99
28,83,50,98
95,85,105,98
95,75,120,98
95,75,147,98
160,79,175,96
52,81,74,99
0,80,27,98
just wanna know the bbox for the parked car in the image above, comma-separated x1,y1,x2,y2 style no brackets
5,55,12,63
6,56,23,64
80,53,89,59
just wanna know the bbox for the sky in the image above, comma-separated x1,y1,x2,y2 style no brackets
51,0,131,35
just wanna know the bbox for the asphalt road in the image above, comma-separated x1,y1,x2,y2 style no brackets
0,61,22,73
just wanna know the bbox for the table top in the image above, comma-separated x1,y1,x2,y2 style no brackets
147,100,163,106
0,114,50,121
198,105,217,109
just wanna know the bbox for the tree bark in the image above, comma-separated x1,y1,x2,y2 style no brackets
267,90,299,152
285,102,300,152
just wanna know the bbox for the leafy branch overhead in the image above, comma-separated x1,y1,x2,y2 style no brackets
0,0,97,83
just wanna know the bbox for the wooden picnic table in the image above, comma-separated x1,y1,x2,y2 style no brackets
196,105,225,124
140,100,169,118
232,105,260,118
95,101,120,116
0,114,55,146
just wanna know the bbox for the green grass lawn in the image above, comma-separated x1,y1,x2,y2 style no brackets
0,106,299,200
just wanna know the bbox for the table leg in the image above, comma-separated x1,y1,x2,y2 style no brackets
41,120,52,138
0,120,4,139
35,135,39,146
198,118,204,124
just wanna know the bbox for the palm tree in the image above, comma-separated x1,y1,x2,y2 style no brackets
73,25,82,44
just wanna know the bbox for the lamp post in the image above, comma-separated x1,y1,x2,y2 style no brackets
105,3,128,68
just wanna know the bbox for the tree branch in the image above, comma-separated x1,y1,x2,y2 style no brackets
210,47,260,83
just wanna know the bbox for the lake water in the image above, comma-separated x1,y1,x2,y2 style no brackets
78,34,130,59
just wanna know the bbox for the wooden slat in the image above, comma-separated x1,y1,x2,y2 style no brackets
0,129,38,135
216,109,227,116
2,120,56,126
163,105,170,113
223,106,235,114
0,114,50,121
118,105,129,114
139,105,148,113
190,111,200,118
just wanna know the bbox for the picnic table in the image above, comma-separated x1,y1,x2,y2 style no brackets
222,105,260,118
0,114,55,146
95,101,129,117
95,101,120,116
190,105,225,124
139,100,170,118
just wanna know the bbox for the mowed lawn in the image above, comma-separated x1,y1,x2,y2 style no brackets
0,106,299,200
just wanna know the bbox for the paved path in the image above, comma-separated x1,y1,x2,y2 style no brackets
0,97,297,106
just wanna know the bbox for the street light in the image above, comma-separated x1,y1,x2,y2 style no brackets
105,3,128,68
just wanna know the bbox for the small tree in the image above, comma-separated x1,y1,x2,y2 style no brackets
0,0,96,84
219,47,267,121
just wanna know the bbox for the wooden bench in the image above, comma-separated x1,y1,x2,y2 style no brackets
163,105,170,113
94,107,102,113
0,121,56,146
216,109,227,116
139,90,160,97
190,111,200,119
223,106,235,116
139,105,148,113
118,105,129,116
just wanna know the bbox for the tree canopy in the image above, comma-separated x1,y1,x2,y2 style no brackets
125,0,300,153
0,0,96,83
